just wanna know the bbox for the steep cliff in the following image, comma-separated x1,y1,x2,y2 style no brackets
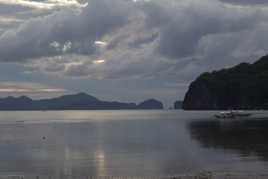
183,55,268,110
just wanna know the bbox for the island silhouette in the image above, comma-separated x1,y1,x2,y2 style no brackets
182,55,268,110
0,92,163,110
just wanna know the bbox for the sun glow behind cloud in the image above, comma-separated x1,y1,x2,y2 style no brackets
94,41,108,48
93,59,106,65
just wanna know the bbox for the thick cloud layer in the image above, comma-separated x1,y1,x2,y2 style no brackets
0,0,130,61
0,0,268,104
220,0,268,5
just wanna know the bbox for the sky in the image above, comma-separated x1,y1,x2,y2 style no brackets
0,0,268,106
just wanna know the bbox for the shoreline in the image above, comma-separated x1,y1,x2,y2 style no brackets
2,173,268,179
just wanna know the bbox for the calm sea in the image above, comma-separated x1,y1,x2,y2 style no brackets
0,110,268,177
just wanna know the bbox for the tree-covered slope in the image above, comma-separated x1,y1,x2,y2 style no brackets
183,55,268,110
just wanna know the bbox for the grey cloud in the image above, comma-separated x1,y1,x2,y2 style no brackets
142,0,268,59
0,0,130,62
0,4,31,15
220,0,268,5
2,0,268,103
128,32,158,48
44,63,65,72
23,0,268,82
0,0,85,21
64,62,93,77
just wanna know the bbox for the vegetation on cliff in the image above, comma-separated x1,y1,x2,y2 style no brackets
183,55,268,110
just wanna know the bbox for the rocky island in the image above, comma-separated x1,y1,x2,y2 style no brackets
137,99,163,109
0,93,163,110
183,55,268,110
174,101,183,109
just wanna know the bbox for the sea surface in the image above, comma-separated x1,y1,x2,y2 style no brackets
0,110,268,177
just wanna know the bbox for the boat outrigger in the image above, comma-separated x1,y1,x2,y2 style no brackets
214,110,252,119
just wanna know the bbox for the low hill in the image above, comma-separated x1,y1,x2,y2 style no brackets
137,99,163,109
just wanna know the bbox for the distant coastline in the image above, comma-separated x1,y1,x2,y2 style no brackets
0,92,163,111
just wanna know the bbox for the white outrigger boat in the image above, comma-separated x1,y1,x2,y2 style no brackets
214,110,252,119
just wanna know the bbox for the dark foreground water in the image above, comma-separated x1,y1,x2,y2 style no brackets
0,110,268,177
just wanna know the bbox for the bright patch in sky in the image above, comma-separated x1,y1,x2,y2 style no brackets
0,82,66,93
93,59,105,64
94,41,108,48
0,0,87,9
64,61,84,68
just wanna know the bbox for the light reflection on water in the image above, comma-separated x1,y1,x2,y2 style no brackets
0,110,267,177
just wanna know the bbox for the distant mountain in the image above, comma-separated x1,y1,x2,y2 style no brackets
0,93,163,110
183,55,268,110
137,99,163,109
174,101,183,109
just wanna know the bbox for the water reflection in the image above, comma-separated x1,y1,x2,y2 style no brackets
0,118,191,177
188,119,268,161
1,110,268,177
